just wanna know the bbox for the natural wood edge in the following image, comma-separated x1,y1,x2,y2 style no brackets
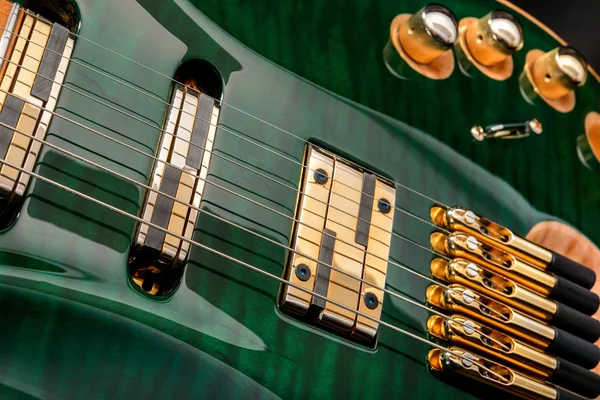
497,0,600,83
526,220,600,374
585,111,600,162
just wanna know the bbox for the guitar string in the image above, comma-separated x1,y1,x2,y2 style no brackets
0,53,452,264
0,155,513,381
0,23,524,321
0,3,589,385
0,21,511,274
0,20,450,226
0,16,534,322
0,129,511,351
0,7,531,325
1,124,510,333
0,87,461,291
0,58,461,271
0,54,509,323
0,43,510,274
0,117,512,329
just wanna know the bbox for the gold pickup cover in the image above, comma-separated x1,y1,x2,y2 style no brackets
0,4,74,219
130,84,220,295
279,145,396,347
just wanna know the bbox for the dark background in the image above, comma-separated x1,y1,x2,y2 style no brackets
513,0,600,70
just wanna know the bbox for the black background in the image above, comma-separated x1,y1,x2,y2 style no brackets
512,0,600,70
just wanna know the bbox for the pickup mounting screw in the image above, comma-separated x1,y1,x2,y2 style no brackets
313,169,329,185
378,198,391,214
364,292,379,309
295,264,311,281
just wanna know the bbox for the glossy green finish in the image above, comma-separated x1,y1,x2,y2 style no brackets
0,0,598,398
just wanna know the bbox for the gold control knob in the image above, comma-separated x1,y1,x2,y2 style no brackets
531,46,587,100
398,4,458,64
519,46,588,113
383,4,458,80
455,10,523,80
464,11,523,67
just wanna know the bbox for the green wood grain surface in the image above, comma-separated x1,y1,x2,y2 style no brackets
0,0,597,399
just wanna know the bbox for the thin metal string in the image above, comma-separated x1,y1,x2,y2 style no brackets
0,78,455,274
0,117,510,326
0,155,512,378
0,20,511,319
0,6,510,321
0,21,448,231
0,52,451,260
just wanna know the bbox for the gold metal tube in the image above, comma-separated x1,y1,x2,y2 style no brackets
430,232,555,296
430,205,553,268
427,347,557,400
427,314,556,378
426,284,555,349
430,258,557,321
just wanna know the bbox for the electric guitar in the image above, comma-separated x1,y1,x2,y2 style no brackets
1,0,600,399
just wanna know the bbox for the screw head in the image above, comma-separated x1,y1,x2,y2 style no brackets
313,169,329,185
529,118,543,135
462,289,475,304
461,352,474,368
363,292,379,309
464,211,477,225
377,198,391,214
295,264,311,281
471,126,485,141
466,263,479,278
466,236,479,251
462,320,475,335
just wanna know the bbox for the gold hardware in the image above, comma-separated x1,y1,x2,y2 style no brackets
279,145,396,347
426,284,555,349
427,347,557,400
398,4,458,64
430,231,555,296
383,5,456,80
130,84,220,295
470,119,542,141
519,47,585,113
464,11,523,67
0,8,75,225
280,146,334,316
431,205,553,269
430,258,557,321
531,46,587,100
454,11,523,81
427,315,556,378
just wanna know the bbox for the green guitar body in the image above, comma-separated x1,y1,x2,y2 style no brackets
1,0,599,398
